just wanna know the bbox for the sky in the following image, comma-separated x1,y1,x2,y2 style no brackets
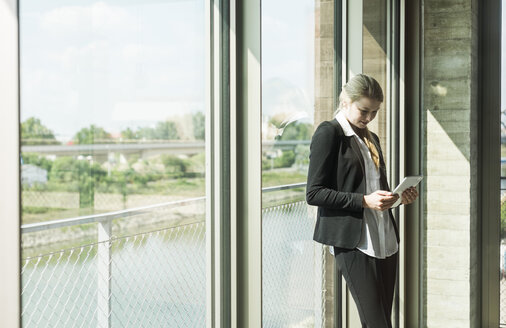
20,0,206,141
20,0,315,142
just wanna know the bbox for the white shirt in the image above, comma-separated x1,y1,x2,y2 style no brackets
335,111,399,259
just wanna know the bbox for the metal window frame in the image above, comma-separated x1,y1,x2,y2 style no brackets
403,0,423,326
334,2,345,327
478,0,501,326
389,0,402,326
230,0,262,327
206,0,233,326
0,0,21,327
342,1,402,327
344,3,365,324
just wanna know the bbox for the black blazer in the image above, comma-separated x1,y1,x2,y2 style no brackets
306,118,400,249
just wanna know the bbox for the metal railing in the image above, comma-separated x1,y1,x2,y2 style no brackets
262,201,317,327
21,140,310,157
21,183,313,328
22,222,206,327
21,196,206,234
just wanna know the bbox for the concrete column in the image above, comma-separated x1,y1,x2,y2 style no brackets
314,0,336,326
422,0,479,326
315,0,335,125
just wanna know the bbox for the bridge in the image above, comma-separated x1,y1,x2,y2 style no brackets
21,140,310,162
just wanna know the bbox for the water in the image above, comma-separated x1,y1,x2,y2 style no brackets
22,224,206,328
22,202,317,327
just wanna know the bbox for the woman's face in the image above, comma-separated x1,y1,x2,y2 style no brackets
342,96,382,129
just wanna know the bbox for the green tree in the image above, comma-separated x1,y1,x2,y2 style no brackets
137,127,156,140
273,150,295,168
193,112,205,140
154,121,179,140
135,121,180,140
21,153,53,172
121,127,139,140
162,155,190,178
294,144,310,167
49,157,79,183
279,122,312,141
73,125,112,144
21,117,59,145
49,156,106,208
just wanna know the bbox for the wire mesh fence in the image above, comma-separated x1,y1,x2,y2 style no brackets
502,239,506,326
502,277,506,326
21,199,319,328
22,222,206,328
262,201,317,328
22,190,190,213
21,199,206,253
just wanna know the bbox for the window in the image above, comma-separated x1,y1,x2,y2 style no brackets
20,1,207,326
261,0,318,326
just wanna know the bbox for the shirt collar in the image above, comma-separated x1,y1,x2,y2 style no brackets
335,110,356,137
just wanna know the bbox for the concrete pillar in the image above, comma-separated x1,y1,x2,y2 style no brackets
315,0,335,125
422,0,479,326
314,0,336,326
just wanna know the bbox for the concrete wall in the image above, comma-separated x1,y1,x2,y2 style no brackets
315,0,335,125
314,0,337,326
422,0,479,326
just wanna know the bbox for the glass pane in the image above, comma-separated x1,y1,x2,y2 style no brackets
363,0,388,154
261,0,318,326
19,0,206,326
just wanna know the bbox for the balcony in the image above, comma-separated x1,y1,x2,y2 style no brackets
21,184,318,327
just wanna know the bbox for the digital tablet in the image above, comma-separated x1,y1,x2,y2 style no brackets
392,175,423,207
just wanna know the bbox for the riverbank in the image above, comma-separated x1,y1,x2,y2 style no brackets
22,189,305,258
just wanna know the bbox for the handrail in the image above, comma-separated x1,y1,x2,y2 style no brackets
21,183,307,233
21,140,310,154
262,182,306,193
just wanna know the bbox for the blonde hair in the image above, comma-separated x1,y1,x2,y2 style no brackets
337,74,383,169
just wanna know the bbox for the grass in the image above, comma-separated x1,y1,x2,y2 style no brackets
23,206,55,214
144,177,205,197
21,168,308,226
22,206,106,225
262,169,307,187
21,168,308,254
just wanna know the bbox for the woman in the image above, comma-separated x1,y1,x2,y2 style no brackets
306,74,418,328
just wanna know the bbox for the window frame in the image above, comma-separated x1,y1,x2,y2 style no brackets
0,0,21,327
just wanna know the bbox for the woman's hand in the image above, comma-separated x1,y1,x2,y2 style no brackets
363,190,400,211
401,186,418,205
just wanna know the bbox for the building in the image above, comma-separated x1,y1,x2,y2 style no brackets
0,0,501,327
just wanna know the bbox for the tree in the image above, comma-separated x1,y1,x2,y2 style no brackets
21,117,58,145
279,122,312,141
273,150,296,168
193,112,205,140
153,121,179,140
162,155,190,178
121,127,138,140
73,125,112,144
133,121,180,140
137,127,157,140
294,144,310,167
49,156,106,208
21,153,53,172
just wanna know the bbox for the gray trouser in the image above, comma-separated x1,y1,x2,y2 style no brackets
334,247,398,328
